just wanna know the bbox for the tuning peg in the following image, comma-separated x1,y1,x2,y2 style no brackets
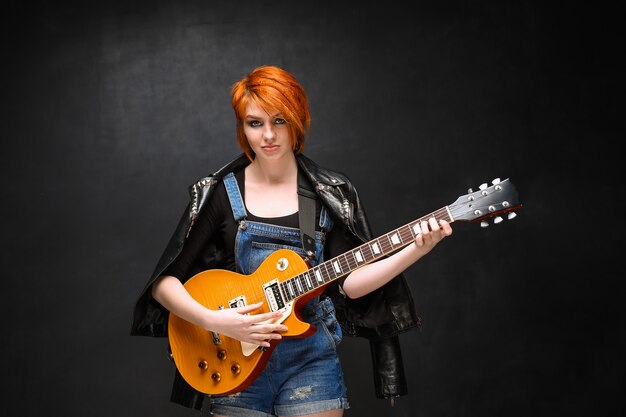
467,188,473,193
492,178,501,185
479,183,488,190
507,212,517,220
494,216,503,224
480,221,489,228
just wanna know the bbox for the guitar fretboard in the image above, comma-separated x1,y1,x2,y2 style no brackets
278,206,453,301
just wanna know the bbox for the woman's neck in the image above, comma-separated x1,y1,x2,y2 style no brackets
246,152,298,185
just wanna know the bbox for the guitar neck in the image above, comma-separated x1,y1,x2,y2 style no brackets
279,206,454,302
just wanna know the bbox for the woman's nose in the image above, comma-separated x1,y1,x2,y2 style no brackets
263,125,275,140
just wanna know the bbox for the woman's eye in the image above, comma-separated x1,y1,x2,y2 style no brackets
274,118,286,125
248,120,262,128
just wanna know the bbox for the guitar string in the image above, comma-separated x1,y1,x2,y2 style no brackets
283,207,452,301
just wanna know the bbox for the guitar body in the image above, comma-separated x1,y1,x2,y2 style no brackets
167,249,324,395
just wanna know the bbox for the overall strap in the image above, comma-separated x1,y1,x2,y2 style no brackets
297,170,318,259
223,172,247,222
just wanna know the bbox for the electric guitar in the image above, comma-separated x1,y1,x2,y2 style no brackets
167,177,522,395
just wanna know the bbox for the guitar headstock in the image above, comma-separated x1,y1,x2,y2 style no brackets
448,178,522,227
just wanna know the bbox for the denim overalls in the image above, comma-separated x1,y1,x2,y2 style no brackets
209,172,350,417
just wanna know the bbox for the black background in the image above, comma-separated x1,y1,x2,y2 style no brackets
1,1,623,416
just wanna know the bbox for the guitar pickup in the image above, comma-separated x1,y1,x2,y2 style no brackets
229,295,247,309
263,279,285,312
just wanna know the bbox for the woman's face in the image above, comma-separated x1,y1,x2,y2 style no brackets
243,101,293,162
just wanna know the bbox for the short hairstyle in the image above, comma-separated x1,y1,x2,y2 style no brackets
231,66,310,161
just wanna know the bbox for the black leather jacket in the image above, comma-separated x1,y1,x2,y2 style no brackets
131,153,421,409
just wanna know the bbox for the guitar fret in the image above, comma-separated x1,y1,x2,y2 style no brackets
353,249,364,263
304,271,313,289
336,257,347,275
322,262,335,281
370,241,381,255
342,252,356,272
280,281,291,302
399,225,413,243
318,264,328,283
306,269,317,288
298,277,305,294
314,268,323,284
377,237,389,254
381,234,393,249
381,236,393,253
310,270,319,287
332,260,342,274
334,257,345,276
361,244,373,262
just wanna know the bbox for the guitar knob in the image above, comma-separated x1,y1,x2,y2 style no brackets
507,212,517,220
231,363,241,374
492,178,501,185
198,360,208,371
467,188,474,193
479,183,488,190
217,350,227,361
211,372,222,382
480,221,489,228
494,216,503,224
276,258,289,271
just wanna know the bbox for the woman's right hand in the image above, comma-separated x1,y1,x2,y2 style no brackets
153,276,287,348
205,302,287,348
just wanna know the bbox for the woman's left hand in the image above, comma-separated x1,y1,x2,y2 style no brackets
414,218,453,253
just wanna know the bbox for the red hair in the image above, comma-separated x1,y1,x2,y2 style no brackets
231,66,310,161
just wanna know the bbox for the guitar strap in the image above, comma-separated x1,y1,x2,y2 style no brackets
297,169,318,260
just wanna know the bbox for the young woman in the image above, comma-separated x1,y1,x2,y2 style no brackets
131,65,452,417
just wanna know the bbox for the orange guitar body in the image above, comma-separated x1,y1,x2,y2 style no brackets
167,249,324,395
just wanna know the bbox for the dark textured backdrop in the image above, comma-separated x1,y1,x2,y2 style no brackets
1,1,623,416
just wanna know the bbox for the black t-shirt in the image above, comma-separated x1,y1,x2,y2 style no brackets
163,168,354,284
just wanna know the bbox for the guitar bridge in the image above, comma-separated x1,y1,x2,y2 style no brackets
210,305,226,345
263,279,285,312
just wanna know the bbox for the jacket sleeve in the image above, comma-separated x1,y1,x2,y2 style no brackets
370,336,408,399
130,203,192,337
